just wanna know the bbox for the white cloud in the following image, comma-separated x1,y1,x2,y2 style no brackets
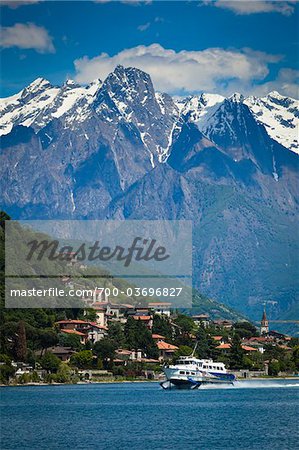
206,0,295,16
137,22,151,31
252,68,299,98
137,16,164,31
0,22,55,53
73,43,282,95
0,0,40,8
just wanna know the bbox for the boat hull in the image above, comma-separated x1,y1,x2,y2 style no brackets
160,377,234,389
161,366,235,389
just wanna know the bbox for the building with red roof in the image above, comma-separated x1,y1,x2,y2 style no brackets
133,315,153,329
156,340,178,361
216,343,257,354
152,334,166,340
55,319,107,343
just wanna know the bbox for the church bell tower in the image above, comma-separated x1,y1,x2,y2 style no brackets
260,307,269,335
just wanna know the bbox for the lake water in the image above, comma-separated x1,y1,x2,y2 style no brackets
1,380,299,450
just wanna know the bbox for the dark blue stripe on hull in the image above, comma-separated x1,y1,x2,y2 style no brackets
209,372,236,381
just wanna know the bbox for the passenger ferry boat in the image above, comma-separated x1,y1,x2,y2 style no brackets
160,354,236,389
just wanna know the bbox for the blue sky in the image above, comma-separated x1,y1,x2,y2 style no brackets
1,1,298,97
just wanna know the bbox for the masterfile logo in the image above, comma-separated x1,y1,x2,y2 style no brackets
25,237,170,267
5,220,192,309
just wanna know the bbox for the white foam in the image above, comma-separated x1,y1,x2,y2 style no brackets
199,380,299,390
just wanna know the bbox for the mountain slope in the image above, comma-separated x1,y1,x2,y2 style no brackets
103,147,298,320
0,66,298,326
0,78,102,136
175,91,299,155
244,91,299,154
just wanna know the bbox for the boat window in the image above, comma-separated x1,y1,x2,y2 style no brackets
179,371,185,374
191,372,195,375
203,365,207,369
209,366,212,369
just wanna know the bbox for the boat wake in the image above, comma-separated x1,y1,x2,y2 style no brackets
199,380,299,390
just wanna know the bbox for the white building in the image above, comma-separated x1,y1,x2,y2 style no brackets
148,302,171,317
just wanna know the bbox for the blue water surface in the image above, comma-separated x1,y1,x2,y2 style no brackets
1,380,299,450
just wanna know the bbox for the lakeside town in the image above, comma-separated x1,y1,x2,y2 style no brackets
1,295,298,385
0,213,298,386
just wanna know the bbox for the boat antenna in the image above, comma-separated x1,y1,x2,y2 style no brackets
191,342,198,357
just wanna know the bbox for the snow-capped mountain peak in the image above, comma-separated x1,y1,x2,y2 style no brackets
244,91,298,153
268,90,282,97
199,93,225,107
176,89,298,154
0,67,298,154
0,77,100,135
86,78,103,96
62,79,80,89
176,93,225,127
23,77,52,93
229,92,244,103
18,78,53,104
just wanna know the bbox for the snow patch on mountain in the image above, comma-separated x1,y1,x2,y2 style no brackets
0,69,298,156
244,91,299,154
0,77,103,135
176,93,225,127
179,91,298,154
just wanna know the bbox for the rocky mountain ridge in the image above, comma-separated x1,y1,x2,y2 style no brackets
0,66,298,327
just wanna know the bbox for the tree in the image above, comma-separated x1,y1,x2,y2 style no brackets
174,345,194,359
70,350,93,369
84,340,92,350
268,361,280,376
39,329,58,354
195,326,210,358
264,344,290,371
58,333,82,351
40,352,61,373
289,338,299,348
242,356,254,370
152,314,173,341
31,371,40,382
124,317,158,359
292,345,299,371
0,354,15,384
55,363,72,383
173,314,195,347
93,339,117,368
234,321,258,339
124,317,138,349
174,314,194,334
229,334,244,369
17,373,32,384
108,322,125,348
195,326,219,359
14,320,27,361
0,364,15,384
81,308,97,322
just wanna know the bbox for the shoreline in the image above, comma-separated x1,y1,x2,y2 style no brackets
1,376,299,387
